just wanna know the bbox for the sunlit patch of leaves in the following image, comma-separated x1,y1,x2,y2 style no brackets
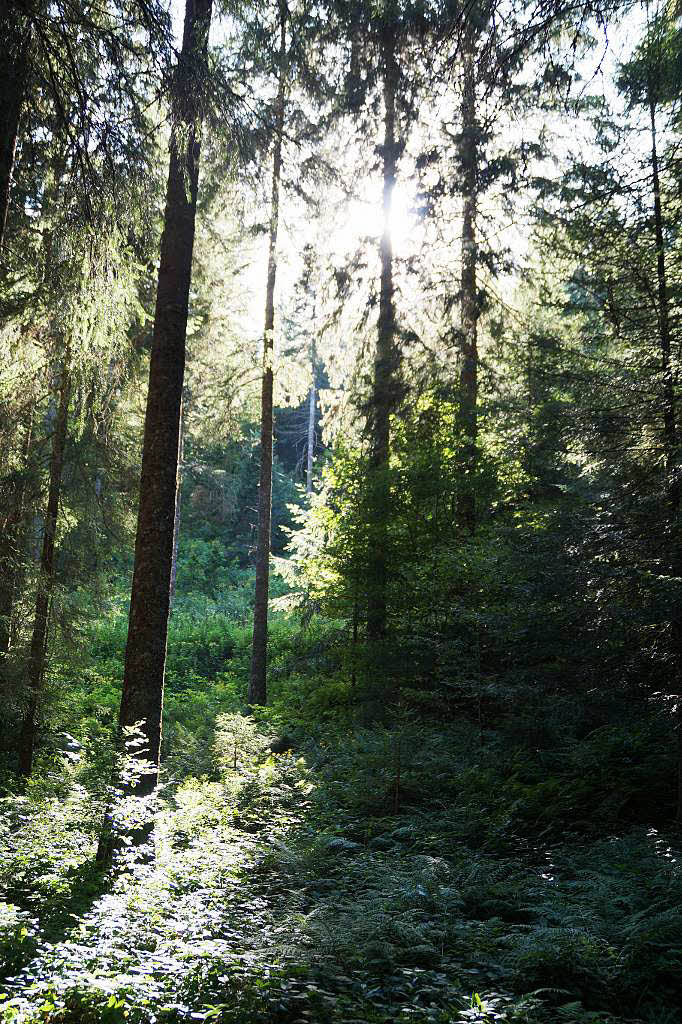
1,716,680,1024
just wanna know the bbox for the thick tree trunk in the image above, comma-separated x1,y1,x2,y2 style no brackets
367,27,397,646
0,1,31,253
457,46,479,534
18,357,70,776
306,341,316,495
116,0,212,794
248,1,287,707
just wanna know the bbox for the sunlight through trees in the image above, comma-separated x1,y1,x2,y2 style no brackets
1,0,681,1021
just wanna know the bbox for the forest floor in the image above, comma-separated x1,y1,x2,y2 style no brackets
1,715,681,1024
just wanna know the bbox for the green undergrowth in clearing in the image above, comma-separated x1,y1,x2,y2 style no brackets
1,712,681,1024
43,601,346,786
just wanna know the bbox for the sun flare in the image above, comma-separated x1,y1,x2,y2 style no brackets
333,181,418,259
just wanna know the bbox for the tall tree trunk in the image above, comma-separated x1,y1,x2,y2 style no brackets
306,340,316,495
115,0,212,794
169,401,185,610
457,45,479,534
0,1,31,253
648,96,677,521
0,411,33,672
351,573,360,688
18,356,70,777
649,93,682,820
248,0,287,706
367,25,397,646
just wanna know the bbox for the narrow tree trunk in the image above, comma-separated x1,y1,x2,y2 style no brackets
649,93,682,821
115,0,212,794
248,0,287,706
351,573,359,688
0,411,33,670
94,357,118,501
18,357,70,776
306,341,316,495
648,98,677,519
457,46,479,534
367,26,398,646
0,2,31,252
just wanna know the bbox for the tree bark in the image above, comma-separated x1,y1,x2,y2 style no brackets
0,0,31,253
306,340,316,495
169,400,185,610
648,97,677,521
367,24,398,646
649,91,682,821
248,0,287,707
18,356,70,776
457,45,479,534
0,411,33,673
116,0,212,794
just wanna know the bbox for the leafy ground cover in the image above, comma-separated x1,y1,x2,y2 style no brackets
1,708,680,1024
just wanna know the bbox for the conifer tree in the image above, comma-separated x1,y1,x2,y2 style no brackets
115,0,213,791
1,130,152,771
428,0,590,530
326,0,432,646
246,0,331,704
0,0,31,251
0,411,34,676
306,337,317,494
18,350,70,776
533,3,682,817
368,6,400,643
456,33,479,533
249,0,288,707
0,0,171,257
615,9,682,816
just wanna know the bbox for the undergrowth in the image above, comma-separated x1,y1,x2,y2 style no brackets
1,708,680,1024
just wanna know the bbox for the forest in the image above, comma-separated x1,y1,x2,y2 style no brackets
1,0,682,1020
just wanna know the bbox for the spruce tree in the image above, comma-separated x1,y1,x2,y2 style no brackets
326,0,432,648
115,0,213,793
615,10,681,816
0,0,171,257
249,0,288,707
18,351,70,776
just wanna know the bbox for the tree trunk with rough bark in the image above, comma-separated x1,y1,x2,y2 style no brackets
457,45,479,535
248,0,287,707
18,357,70,776
0,412,33,675
648,97,678,523
169,401,185,611
115,0,212,794
306,340,316,495
367,25,397,646
648,91,682,821
0,1,31,253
